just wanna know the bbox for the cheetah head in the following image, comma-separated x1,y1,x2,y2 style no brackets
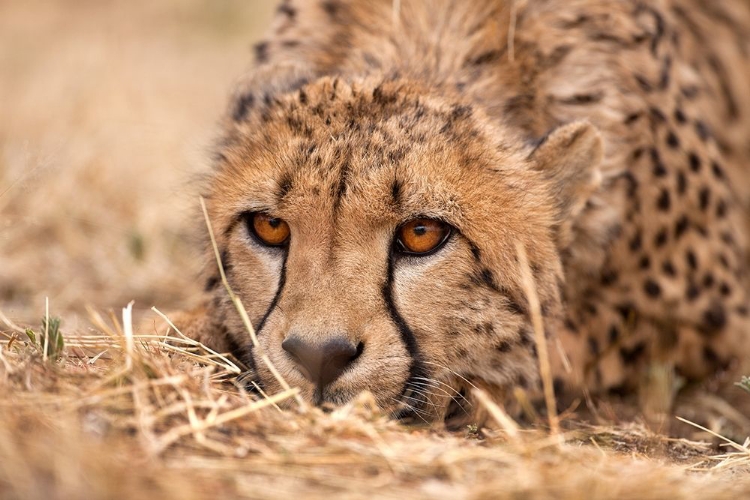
197,75,602,425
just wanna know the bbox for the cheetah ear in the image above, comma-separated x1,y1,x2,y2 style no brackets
529,121,603,247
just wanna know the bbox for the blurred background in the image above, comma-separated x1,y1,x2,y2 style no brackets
0,1,275,327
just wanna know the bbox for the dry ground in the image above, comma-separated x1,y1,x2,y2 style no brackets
1,1,750,498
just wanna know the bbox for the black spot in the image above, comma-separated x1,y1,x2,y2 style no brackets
622,171,639,197
644,279,661,297
609,325,620,343
588,337,599,355
616,303,636,321
675,215,689,238
654,228,668,247
659,56,671,89
391,178,402,205
496,340,512,353
372,84,397,106
333,161,350,208
470,49,502,66
686,250,698,270
559,93,604,105
702,273,715,289
277,174,293,200
666,130,680,149
321,0,340,17
481,269,495,288
701,303,727,334
601,269,619,286
651,148,667,177
469,243,481,261
635,74,652,92
657,189,671,211
662,260,676,277
702,346,721,367
639,255,651,269
233,92,255,122
564,318,578,331
450,104,473,120
719,283,731,296
686,282,700,301
254,41,269,64
699,187,710,211
277,3,297,18
719,254,731,269
676,170,687,195
629,231,643,251
673,108,687,124
736,305,749,316
711,161,725,180
688,152,701,172
681,85,699,99
620,342,646,364
695,120,711,141
650,107,667,123
624,112,642,124
716,199,727,218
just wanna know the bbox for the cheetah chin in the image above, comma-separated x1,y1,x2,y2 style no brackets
172,0,750,427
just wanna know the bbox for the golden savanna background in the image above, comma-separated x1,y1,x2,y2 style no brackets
1,1,749,498
1,0,275,321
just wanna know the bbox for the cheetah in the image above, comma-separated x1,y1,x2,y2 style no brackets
175,0,750,427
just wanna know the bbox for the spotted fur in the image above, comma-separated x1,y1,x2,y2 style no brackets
173,0,750,426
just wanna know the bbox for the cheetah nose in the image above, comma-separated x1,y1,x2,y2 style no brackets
281,336,363,391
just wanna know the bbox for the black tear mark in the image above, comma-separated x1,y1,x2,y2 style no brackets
254,252,288,336
383,254,429,421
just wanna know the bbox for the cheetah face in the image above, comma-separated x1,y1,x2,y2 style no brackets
202,76,602,423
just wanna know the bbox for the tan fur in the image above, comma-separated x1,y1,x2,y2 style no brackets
175,0,750,425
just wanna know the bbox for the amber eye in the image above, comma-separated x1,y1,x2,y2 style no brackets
247,213,290,247
395,218,452,255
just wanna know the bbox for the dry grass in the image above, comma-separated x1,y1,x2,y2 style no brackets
2,1,750,498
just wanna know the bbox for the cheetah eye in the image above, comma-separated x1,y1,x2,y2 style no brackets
245,212,291,247
395,218,452,256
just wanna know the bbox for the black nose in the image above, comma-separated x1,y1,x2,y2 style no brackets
281,336,362,391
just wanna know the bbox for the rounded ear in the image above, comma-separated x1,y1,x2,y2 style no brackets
528,121,604,246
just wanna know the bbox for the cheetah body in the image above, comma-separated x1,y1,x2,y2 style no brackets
182,0,750,425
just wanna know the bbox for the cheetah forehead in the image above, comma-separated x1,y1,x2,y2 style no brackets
210,76,546,230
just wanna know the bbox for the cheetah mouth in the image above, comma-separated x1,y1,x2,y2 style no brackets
235,365,467,425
